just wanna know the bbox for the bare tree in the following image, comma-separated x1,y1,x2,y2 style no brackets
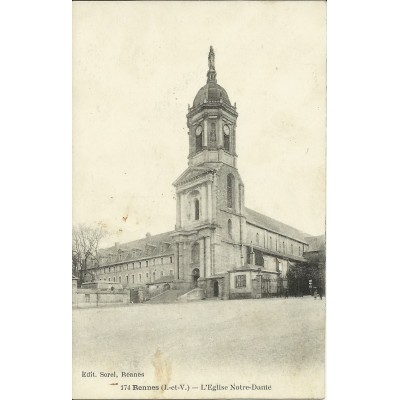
72,223,107,286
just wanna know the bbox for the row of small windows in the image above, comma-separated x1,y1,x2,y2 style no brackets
228,220,304,257
254,232,303,256
97,269,174,284
101,256,173,274
111,245,170,262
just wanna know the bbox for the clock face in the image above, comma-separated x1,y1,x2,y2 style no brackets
195,125,202,136
223,124,230,135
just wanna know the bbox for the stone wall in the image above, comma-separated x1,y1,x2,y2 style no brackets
74,288,129,308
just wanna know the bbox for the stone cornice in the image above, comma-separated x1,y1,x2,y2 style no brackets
187,101,238,119
174,169,216,190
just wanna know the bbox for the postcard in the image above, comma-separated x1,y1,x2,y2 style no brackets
73,1,326,399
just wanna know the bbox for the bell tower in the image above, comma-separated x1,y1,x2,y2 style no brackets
187,46,239,168
172,47,247,295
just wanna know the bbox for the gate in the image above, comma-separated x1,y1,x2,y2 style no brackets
260,277,286,298
130,289,139,303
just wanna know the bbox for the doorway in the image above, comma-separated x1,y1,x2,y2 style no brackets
192,268,200,287
130,289,139,303
213,281,219,297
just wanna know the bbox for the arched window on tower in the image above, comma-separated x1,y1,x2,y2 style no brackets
223,124,230,151
227,174,234,208
228,219,232,238
256,233,260,245
194,199,200,220
210,122,217,145
224,135,230,151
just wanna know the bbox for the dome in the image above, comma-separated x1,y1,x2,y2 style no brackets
193,81,231,107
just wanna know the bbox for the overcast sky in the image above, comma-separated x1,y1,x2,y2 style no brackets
73,1,326,248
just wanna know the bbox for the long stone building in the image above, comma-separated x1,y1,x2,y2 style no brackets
85,47,323,300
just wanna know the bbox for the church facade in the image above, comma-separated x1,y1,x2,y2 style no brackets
86,47,319,300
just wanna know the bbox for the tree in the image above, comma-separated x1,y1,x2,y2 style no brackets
72,223,107,286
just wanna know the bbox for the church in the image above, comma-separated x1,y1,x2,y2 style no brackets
86,47,323,301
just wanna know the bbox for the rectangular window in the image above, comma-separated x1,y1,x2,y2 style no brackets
161,258,163,265
132,275,134,283
85,294,90,303
146,261,149,267
170,270,173,276
170,257,173,263
126,275,129,283
235,275,246,288
139,262,142,268
161,271,164,277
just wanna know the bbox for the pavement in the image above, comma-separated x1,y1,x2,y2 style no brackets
73,296,325,399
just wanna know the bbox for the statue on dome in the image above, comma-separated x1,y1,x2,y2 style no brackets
208,46,215,71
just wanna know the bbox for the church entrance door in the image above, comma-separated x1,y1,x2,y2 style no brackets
213,281,219,297
192,268,200,287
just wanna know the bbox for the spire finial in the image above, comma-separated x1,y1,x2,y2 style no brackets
207,46,217,83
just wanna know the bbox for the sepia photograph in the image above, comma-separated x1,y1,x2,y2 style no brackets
72,1,326,399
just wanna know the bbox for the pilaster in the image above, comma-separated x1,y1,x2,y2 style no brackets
176,193,181,229
207,180,212,222
205,236,211,277
199,238,205,278
203,114,208,146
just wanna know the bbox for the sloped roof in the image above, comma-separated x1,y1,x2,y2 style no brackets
245,207,309,243
304,235,326,252
99,231,175,265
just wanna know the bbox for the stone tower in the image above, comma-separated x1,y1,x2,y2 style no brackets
172,47,247,296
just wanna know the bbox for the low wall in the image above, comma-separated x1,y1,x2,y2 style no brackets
74,288,129,308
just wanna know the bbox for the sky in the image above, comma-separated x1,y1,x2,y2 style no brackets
73,1,326,248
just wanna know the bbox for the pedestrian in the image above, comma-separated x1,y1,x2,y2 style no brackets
313,287,318,300
319,287,323,300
